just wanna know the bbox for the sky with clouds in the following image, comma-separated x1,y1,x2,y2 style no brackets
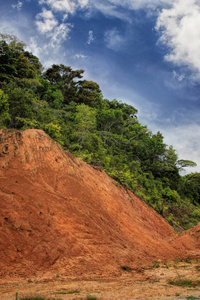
1,0,200,173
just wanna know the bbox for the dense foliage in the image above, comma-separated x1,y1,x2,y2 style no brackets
1,34,200,229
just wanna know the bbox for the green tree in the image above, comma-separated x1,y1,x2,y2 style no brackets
176,159,197,171
1,82,34,128
0,89,10,126
45,123,62,143
78,80,101,107
74,104,97,147
43,64,84,103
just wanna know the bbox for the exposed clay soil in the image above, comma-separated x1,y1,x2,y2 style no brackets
1,259,200,299
0,129,200,299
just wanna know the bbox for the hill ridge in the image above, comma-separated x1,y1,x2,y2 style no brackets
0,129,199,278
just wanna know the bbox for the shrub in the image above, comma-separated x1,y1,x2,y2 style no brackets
162,187,180,202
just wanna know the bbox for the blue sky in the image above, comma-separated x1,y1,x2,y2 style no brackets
1,0,200,173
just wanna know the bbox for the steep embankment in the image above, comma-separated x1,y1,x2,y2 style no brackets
0,129,199,278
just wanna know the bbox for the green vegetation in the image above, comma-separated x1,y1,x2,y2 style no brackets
168,279,200,287
19,297,45,300
153,261,160,268
86,295,97,300
19,298,61,300
55,289,80,294
195,265,200,271
1,33,200,229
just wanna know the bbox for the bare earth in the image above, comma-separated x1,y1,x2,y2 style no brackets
1,260,200,299
0,129,200,299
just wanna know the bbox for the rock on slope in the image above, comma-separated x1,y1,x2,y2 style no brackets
0,129,199,278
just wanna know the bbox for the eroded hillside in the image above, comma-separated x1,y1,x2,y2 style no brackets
0,129,200,279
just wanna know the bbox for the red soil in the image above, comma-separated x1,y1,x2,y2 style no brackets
0,129,199,279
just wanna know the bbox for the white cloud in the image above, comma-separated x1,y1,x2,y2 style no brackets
74,53,87,59
87,30,94,44
35,7,72,49
87,0,174,21
62,13,69,21
36,0,172,23
12,1,23,11
156,0,200,73
173,70,185,82
38,0,89,14
27,37,43,57
48,23,72,47
86,2,132,22
103,0,170,10
36,8,58,34
104,28,125,50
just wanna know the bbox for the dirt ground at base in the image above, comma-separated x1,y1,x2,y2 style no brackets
1,260,200,300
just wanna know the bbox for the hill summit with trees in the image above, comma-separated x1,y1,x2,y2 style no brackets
0,33,200,229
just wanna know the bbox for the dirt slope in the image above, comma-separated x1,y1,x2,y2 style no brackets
0,129,199,278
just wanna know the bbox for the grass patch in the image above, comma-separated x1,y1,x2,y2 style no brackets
86,296,97,300
19,296,62,300
168,279,200,287
153,261,160,268
66,290,80,294
19,297,45,300
55,289,80,295
195,265,200,271
174,257,180,264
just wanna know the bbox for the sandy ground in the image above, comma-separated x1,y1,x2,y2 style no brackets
1,259,200,300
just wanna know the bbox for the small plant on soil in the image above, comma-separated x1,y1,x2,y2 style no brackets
195,265,200,271
19,297,45,300
153,261,160,268
86,296,97,300
168,279,200,287
55,291,67,294
174,257,180,264
66,290,80,294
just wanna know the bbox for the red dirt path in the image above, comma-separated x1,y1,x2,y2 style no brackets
0,129,200,280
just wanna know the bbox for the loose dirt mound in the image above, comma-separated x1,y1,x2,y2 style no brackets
0,129,199,278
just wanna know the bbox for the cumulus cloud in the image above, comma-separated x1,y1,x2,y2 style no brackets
12,1,23,11
36,8,58,33
33,0,200,79
156,0,200,73
36,0,172,22
35,7,72,49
